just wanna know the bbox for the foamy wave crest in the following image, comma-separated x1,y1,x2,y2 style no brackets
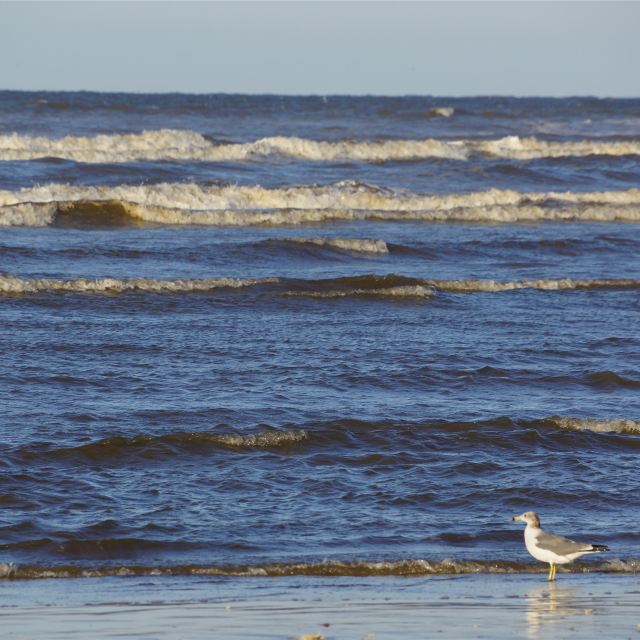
2,130,640,163
2,182,640,227
544,417,640,435
283,237,389,254
0,129,216,163
1,558,637,580
425,278,640,293
477,135,640,160
0,274,275,295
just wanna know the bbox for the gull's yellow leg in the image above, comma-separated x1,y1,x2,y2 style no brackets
547,563,556,581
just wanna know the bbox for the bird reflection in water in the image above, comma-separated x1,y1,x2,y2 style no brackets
525,582,594,638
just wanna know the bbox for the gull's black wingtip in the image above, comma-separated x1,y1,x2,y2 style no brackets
591,544,609,552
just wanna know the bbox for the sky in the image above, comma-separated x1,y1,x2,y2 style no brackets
1,1,639,96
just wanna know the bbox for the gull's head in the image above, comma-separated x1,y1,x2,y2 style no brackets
512,511,540,527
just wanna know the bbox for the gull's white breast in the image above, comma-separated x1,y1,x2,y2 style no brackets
524,526,567,564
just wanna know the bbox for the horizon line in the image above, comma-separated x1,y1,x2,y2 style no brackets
1,88,638,100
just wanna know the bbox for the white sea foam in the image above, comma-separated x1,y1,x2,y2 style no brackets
2,130,639,163
1,182,640,227
0,202,57,227
0,275,276,295
283,237,389,254
546,417,640,434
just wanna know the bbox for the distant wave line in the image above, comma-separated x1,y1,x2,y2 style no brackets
9,417,640,468
2,273,640,297
1,130,640,163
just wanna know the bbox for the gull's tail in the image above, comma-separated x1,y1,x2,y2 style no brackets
589,544,609,552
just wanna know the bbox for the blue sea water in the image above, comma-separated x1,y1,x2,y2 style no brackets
0,92,639,579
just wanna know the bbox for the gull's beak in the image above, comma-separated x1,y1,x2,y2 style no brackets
512,514,525,522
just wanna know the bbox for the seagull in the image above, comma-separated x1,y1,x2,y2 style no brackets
512,512,609,580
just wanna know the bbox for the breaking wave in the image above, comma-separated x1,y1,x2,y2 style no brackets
0,274,275,295
289,274,640,296
0,557,637,580
2,182,640,227
2,273,639,297
421,277,640,293
543,417,640,435
2,130,640,163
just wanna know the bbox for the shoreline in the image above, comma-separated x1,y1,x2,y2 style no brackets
1,557,638,581
0,573,638,639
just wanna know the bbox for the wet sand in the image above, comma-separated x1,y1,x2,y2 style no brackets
0,573,638,639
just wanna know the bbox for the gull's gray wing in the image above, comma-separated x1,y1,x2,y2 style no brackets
535,529,592,555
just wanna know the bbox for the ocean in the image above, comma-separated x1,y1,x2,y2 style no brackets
0,92,639,587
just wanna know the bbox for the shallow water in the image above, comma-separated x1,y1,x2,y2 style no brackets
1,574,639,639
0,93,639,578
